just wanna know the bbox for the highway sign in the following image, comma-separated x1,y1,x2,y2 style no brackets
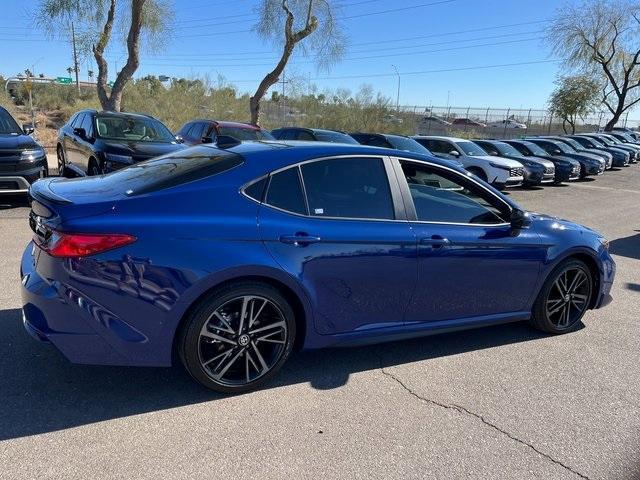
56,77,72,85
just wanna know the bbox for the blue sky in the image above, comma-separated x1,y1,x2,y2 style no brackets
0,0,565,108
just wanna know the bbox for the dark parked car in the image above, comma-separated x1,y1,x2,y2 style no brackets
577,133,638,164
57,110,185,176
350,132,435,156
545,136,612,170
502,139,581,182
0,106,47,193
602,132,640,159
22,142,615,393
271,127,358,144
567,135,630,167
472,139,555,186
524,138,604,178
176,120,274,146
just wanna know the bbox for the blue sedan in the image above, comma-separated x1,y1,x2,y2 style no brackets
21,141,615,393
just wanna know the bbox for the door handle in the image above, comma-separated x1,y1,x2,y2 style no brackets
420,236,450,248
279,234,321,246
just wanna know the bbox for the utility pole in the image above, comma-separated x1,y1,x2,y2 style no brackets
392,65,400,113
71,22,80,95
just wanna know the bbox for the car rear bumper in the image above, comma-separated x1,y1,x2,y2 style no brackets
20,243,136,366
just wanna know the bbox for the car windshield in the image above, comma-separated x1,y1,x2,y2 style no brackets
586,136,605,146
218,126,275,141
0,109,22,135
388,135,432,154
560,137,583,150
593,135,613,145
96,115,176,143
552,141,572,153
455,141,487,156
520,141,548,156
314,130,359,144
494,142,523,157
603,135,621,144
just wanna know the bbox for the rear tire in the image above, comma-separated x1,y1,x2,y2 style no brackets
88,158,102,176
530,259,593,334
56,145,66,177
179,282,296,393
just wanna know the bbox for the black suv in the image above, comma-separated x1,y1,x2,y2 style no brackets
57,110,185,176
0,106,48,194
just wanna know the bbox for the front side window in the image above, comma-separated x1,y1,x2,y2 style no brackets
265,167,307,215
296,130,315,141
455,141,487,156
401,161,508,225
494,142,524,157
520,141,548,156
301,157,394,219
0,108,22,135
81,114,94,137
95,115,176,143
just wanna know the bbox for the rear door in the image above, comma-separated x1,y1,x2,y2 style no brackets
257,155,417,335
66,113,85,169
393,158,545,324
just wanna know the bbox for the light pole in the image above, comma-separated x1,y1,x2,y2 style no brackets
391,64,400,113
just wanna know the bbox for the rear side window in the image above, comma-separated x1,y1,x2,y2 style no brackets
265,167,307,215
81,114,94,137
296,130,315,141
72,113,85,129
102,146,244,196
301,158,394,219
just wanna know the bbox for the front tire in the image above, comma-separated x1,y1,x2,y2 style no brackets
57,145,66,177
180,282,296,393
530,259,593,334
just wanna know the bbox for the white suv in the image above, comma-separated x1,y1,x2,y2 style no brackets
412,136,525,188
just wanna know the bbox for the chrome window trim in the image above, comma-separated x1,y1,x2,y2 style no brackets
392,155,515,227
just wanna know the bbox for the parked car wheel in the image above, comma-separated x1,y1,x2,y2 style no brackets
88,159,102,176
530,259,593,334
179,282,296,393
57,145,67,177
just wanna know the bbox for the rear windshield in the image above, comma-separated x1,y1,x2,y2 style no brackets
218,126,275,141
314,130,359,144
0,108,22,135
103,146,244,196
387,135,432,155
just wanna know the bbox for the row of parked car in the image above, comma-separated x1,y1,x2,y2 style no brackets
0,104,637,195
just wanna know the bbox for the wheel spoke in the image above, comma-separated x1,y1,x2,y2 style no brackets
213,349,244,380
248,298,268,329
237,296,250,334
249,320,286,335
203,348,234,368
208,311,235,334
250,341,269,374
553,278,566,296
547,298,565,315
201,330,236,346
256,330,286,345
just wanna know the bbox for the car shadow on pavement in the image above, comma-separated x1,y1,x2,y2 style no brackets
0,195,30,210
609,231,640,260
0,307,551,441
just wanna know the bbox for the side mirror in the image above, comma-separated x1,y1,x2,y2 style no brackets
448,150,460,157
510,209,531,230
175,134,184,143
23,123,34,135
73,127,86,138
553,149,562,155
201,136,214,144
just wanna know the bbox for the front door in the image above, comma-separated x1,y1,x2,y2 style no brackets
258,156,417,335
395,158,545,324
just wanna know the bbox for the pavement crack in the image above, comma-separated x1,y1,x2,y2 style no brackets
379,366,590,480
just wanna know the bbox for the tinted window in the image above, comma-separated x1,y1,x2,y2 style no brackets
386,135,431,155
218,126,274,141
424,139,453,154
520,141,548,156
493,142,524,157
474,141,499,156
455,141,487,156
296,130,315,141
189,122,207,141
401,161,507,224
81,114,94,137
244,177,268,202
301,158,394,219
177,122,192,136
0,108,22,134
102,146,243,196
72,113,85,129
314,131,359,144
265,167,306,215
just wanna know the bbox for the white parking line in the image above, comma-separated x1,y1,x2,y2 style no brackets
571,184,640,194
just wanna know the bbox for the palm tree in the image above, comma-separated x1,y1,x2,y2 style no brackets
88,70,94,83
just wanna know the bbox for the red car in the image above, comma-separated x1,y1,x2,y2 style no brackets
451,118,486,128
176,120,275,146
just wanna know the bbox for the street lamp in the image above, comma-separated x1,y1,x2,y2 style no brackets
391,64,400,113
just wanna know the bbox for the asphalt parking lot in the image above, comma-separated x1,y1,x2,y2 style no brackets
0,165,638,480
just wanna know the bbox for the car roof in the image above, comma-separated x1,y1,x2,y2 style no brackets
189,119,262,130
412,135,470,142
194,140,457,173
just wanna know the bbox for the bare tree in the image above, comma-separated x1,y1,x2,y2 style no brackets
36,0,172,111
549,75,601,133
249,0,345,126
548,0,640,130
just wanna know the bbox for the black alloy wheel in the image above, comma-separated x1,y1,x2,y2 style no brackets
531,259,593,334
180,282,296,393
57,146,66,177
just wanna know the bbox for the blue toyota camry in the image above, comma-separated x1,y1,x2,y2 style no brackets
21,141,615,393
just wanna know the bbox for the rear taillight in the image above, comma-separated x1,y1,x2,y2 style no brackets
38,232,136,258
